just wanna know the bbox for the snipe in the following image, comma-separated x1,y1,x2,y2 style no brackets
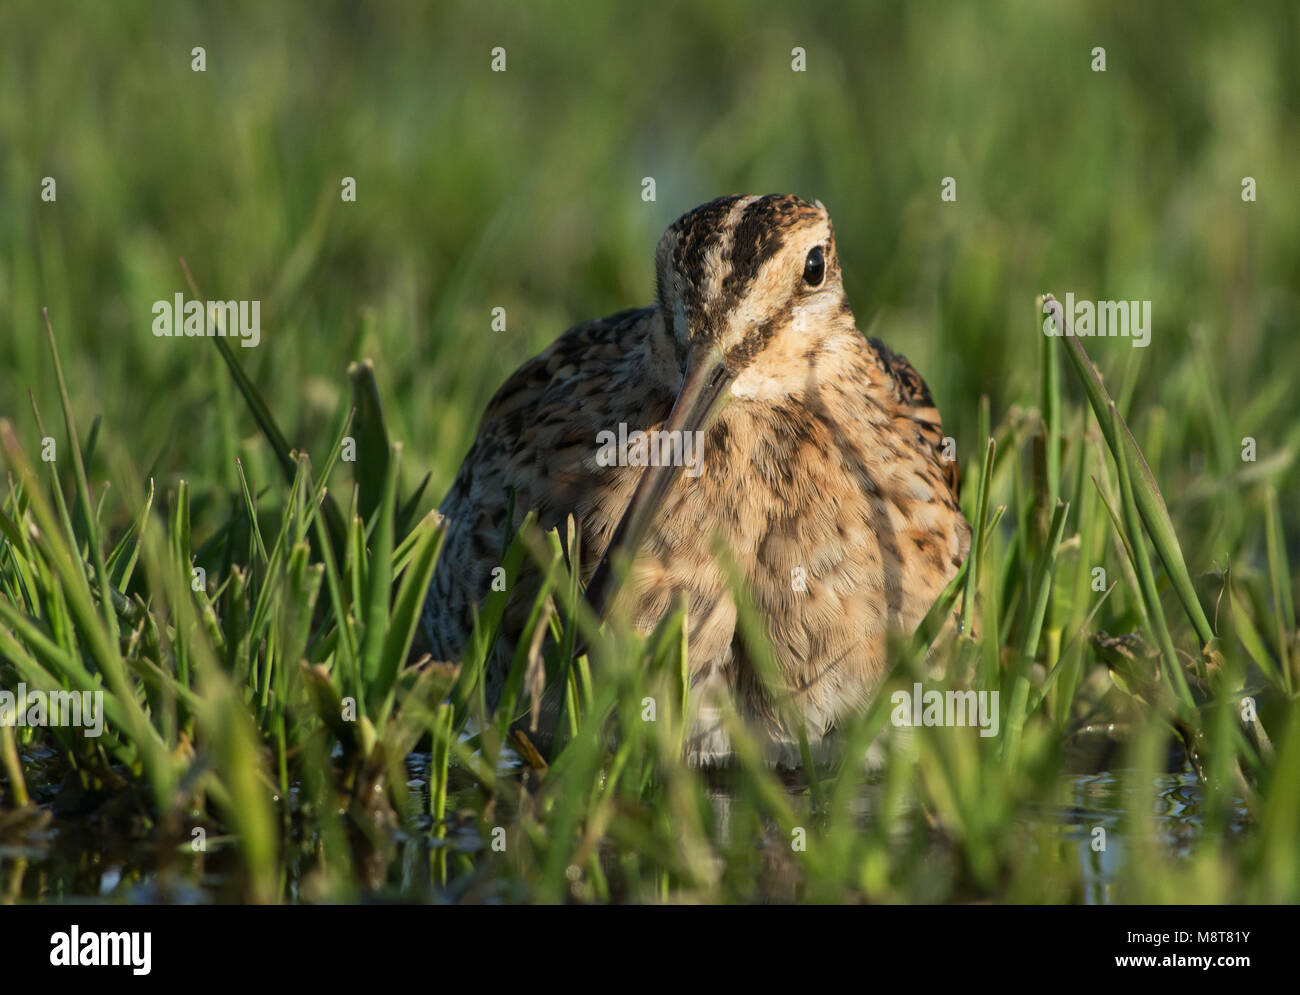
421,194,971,764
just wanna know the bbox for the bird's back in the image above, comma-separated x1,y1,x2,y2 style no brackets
420,305,670,691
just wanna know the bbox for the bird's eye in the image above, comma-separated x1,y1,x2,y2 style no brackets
803,246,825,287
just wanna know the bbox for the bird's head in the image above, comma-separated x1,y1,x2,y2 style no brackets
653,193,851,421
587,194,856,615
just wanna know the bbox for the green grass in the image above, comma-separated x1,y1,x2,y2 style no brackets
1,0,1298,904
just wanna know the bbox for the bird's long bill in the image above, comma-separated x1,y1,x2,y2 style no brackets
585,342,733,618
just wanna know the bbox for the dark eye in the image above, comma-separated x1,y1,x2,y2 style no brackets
803,246,825,287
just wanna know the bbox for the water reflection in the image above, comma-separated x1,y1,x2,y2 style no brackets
1,757,1252,903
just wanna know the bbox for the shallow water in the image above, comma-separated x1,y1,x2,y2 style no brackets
1061,770,1252,905
0,750,1251,903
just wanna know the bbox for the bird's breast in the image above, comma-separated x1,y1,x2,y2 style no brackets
608,396,962,727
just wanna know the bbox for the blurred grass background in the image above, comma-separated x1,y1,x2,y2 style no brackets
1,0,1298,906
3,0,1296,573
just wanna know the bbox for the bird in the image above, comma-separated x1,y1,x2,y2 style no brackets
420,194,971,765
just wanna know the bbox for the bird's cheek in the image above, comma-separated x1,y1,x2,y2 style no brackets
729,365,785,402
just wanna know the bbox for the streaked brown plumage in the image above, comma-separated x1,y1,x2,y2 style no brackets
421,194,970,764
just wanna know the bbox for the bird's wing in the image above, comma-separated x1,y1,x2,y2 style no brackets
421,306,663,668
865,336,962,503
